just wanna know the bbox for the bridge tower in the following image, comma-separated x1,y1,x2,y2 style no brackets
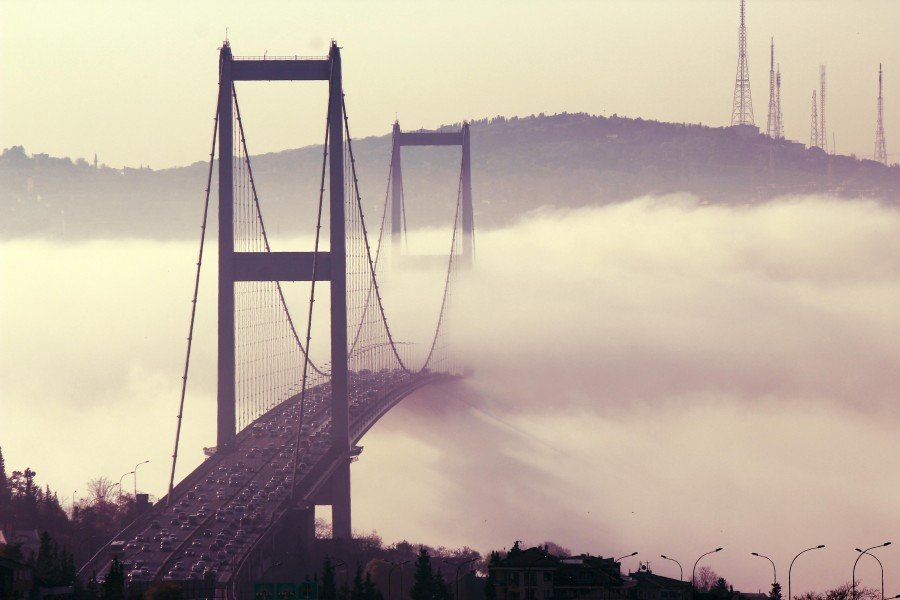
216,41,353,539
389,122,474,265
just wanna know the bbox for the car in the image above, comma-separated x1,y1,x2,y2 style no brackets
184,548,196,557
140,544,151,552
200,553,212,561
224,543,236,554
192,539,203,547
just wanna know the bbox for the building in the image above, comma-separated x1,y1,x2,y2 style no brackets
624,568,691,600
0,556,34,599
489,545,628,600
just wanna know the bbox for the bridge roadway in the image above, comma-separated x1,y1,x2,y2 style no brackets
80,368,453,594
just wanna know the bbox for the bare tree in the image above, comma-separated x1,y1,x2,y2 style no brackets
86,477,115,505
694,566,719,593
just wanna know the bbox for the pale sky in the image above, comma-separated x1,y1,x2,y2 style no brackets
0,0,897,168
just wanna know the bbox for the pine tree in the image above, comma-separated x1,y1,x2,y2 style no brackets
102,557,126,600
351,563,365,600
770,582,784,600
364,571,382,600
322,556,338,600
411,548,436,600
0,446,9,504
484,551,501,600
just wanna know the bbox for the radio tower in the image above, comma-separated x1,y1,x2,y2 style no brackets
776,65,784,138
810,90,819,148
731,0,755,126
875,63,887,164
766,38,778,137
819,65,828,153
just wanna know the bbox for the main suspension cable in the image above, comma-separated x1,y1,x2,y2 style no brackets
291,72,332,503
168,92,220,506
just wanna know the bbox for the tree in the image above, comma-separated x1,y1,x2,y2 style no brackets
321,556,338,600
86,477,115,506
352,564,365,600
694,566,719,593
0,446,9,504
410,548,451,600
484,551,501,600
102,557,125,600
144,582,187,599
770,582,783,600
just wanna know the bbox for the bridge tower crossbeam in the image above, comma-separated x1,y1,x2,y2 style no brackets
390,122,474,265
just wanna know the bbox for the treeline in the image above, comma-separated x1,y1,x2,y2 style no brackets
2,112,898,240
0,446,140,572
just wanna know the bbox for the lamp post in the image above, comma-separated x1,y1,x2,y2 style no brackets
383,559,410,600
751,552,777,585
444,557,478,600
788,545,825,600
853,543,891,600
133,460,150,497
119,471,134,501
661,555,684,581
856,548,886,600
692,548,723,597
617,552,639,564
71,490,77,518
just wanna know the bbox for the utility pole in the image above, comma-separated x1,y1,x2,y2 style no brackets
731,0,755,126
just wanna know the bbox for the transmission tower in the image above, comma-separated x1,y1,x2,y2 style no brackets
731,0,755,126
810,90,819,148
819,65,828,153
776,64,784,138
766,37,778,137
875,63,887,164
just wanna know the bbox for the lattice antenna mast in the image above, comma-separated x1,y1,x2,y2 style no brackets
819,64,828,153
776,64,783,138
731,0,755,126
810,90,819,148
875,63,888,164
766,37,778,137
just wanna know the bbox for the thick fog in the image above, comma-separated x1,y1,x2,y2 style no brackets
2,196,899,592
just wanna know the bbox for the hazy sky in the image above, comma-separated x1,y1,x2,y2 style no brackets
0,0,897,168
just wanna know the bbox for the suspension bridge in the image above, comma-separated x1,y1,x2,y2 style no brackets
78,41,474,598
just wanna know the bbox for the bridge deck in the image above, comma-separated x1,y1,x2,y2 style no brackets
80,370,453,593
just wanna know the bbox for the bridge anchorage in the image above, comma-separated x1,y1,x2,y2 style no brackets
78,41,472,598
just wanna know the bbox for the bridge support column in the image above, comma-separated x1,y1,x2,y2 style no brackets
390,121,403,260
328,42,352,541
461,122,474,267
217,42,236,449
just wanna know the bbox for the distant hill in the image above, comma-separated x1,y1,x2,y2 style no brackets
2,112,898,240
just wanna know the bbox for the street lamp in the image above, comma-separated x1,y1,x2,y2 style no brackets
660,555,684,581
788,545,825,600
616,552,639,563
444,557,478,600
382,559,410,600
133,460,150,497
119,471,135,501
71,490,77,518
693,548,723,597
751,552,777,584
853,543,891,600
856,548,887,600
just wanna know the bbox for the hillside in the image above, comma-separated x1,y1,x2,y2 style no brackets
2,112,898,239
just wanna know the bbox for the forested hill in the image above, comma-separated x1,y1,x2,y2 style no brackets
2,112,898,239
